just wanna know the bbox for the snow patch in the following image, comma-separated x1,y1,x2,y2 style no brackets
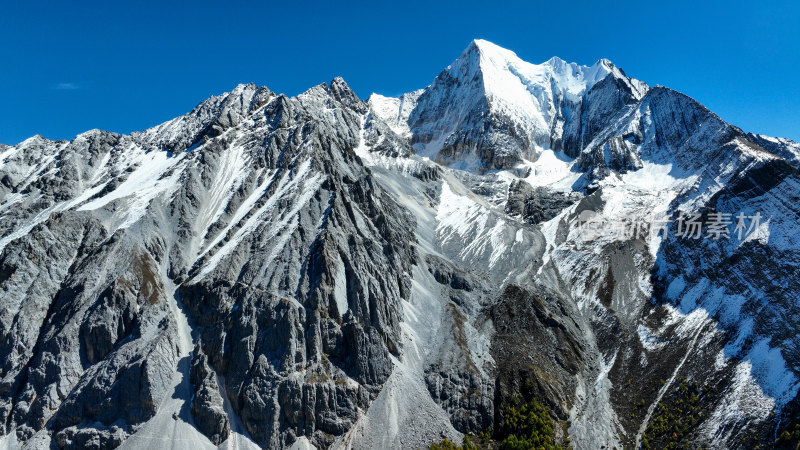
333,256,349,317
79,145,186,230
508,148,580,190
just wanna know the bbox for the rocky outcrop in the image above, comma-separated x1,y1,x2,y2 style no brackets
190,342,229,445
488,285,585,421
505,180,582,224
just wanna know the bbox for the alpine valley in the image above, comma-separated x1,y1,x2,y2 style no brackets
1,39,798,449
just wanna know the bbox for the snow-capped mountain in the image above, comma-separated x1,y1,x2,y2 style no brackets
1,40,798,449
370,39,648,171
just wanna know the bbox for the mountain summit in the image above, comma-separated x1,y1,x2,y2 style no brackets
370,39,648,171
1,40,799,449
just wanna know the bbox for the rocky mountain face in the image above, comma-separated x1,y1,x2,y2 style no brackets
1,40,798,449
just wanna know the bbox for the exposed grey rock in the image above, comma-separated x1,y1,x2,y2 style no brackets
54,425,126,449
487,285,585,421
505,180,582,224
424,367,493,433
190,342,229,445
169,79,416,448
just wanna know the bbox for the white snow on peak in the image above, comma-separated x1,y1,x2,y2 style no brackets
367,90,422,138
369,39,647,164
458,39,622,101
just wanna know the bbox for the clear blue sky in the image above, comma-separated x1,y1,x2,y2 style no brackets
1,0,798,145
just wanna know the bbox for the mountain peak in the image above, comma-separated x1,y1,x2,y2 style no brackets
466,38,518,59
372,39,649,170
452,40,623,98
594,57,614,67
326,77,365,112
456,39,523,74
